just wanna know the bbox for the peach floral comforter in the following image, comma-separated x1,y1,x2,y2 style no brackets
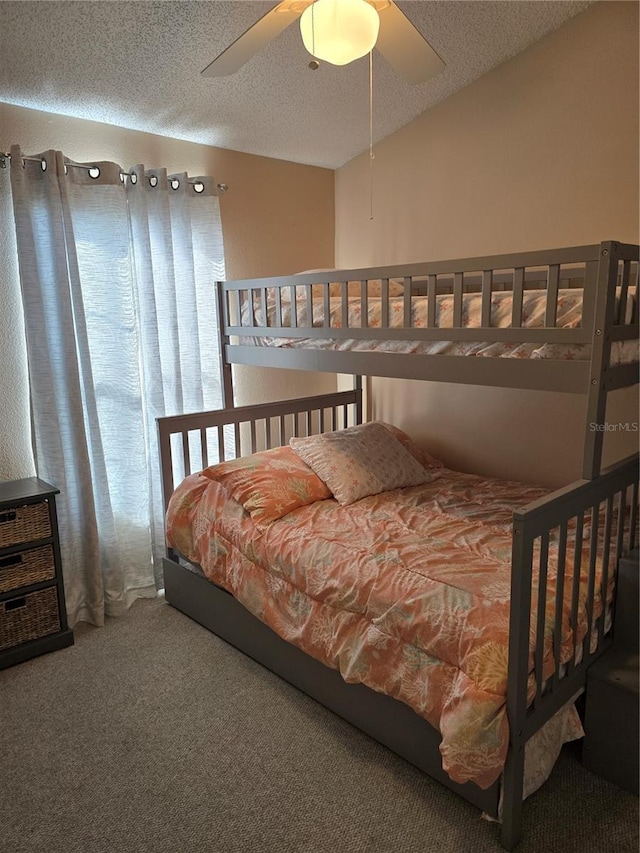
167,468,603,789
242,287,638,364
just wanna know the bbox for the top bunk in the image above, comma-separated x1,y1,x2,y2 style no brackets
218,240,639,396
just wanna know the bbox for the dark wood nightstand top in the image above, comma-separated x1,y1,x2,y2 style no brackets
0,478,59,508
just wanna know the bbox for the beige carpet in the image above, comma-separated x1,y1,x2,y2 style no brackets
0,598,637,853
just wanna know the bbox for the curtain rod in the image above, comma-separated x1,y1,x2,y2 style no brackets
0,151,229,193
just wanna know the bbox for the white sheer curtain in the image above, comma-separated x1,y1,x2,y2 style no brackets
7,145,225,627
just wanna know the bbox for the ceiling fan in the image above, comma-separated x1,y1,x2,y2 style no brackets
201,0,445,85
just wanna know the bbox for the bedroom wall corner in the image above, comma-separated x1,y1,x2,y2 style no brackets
334,0,639,488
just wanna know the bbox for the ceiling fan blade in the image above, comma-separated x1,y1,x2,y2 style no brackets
375,1,445,85
201,1,311,77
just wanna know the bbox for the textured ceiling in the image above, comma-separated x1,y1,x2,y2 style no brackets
0,0,593,169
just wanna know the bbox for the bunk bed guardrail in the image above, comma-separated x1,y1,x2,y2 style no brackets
219,242,638,354
502,449,639,847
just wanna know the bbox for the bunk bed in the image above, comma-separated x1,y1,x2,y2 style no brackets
158,240,639,850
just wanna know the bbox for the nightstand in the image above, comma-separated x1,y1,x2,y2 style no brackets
0,478,74,669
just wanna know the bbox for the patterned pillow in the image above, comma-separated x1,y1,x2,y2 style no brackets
202,446,331,527
376,422,443,469
289,422,439,506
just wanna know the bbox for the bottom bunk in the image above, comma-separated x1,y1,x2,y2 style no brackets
157,390,639,850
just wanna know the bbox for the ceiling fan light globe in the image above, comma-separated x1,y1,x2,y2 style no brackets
300,0,380,66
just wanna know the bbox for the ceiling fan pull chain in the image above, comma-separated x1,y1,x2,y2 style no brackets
369,49,375,221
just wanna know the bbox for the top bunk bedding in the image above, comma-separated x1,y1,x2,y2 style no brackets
241,285,638,363
220,243,640,390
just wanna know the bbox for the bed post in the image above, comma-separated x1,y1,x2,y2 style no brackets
582,241,619,480
354,375,363,424
501,514,534,850
216,280,235,408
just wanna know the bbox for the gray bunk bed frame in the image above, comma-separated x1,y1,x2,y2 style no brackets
158,240,639,850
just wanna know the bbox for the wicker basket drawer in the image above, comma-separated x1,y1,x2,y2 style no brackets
0,586,60,651
0,501,51,549
0,545,56,594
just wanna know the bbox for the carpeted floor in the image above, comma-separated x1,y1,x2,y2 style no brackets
1,597,637,853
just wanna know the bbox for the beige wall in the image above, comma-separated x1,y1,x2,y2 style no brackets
0,103,336,480
335,1,639,487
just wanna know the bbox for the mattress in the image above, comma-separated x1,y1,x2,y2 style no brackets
241,287,638,363
166,466,601,790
